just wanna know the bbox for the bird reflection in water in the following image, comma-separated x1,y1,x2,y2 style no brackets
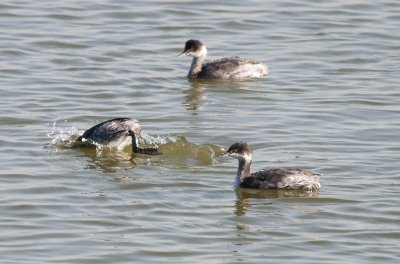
78,146,159,173
234,188,319,216
182,79,206,112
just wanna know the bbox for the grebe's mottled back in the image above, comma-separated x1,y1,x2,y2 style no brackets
227,142,320,190
178,39,268,79
77,118,160,155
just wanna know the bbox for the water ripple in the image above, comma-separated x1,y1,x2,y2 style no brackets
1,0,400,263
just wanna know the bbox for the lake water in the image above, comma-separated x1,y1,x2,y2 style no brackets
1,0,399,263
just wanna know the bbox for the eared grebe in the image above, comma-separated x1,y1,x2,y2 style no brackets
77,118,160,155
227,142,320,190
178,39,268,79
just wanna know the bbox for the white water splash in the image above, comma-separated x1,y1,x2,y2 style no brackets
141,133,178,146
47,120,82,147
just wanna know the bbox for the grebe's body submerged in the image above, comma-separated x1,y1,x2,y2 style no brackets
77,118,160,155
179,39,268,79
227,142,320,190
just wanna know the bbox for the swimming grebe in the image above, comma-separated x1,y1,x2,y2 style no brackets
178,39,268,79
227,142,320,190
77,118,160,155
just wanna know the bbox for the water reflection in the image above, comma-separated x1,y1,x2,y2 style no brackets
77,138,225,172
157,136,225,166
76,138,226,172
234,188,319,216
79,146,139,173
181,78,260,113
182,79,206,112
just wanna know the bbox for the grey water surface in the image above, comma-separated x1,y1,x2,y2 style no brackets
1,0,399,263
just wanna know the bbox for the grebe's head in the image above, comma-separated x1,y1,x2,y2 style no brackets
178,39,207,58
227,142,253,163
122,118,141,136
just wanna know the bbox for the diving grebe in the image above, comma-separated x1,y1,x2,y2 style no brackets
227,142,320,190
178,39,268,79
77,118,160,155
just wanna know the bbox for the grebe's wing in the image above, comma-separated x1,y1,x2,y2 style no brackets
78,118,133,144
201,57,263,78
242,168,319,190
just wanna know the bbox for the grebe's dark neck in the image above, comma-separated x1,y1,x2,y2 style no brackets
128,130,161,155
188,55,205,77
235,159,251,187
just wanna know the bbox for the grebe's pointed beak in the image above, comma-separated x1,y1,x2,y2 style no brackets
177,50,186,57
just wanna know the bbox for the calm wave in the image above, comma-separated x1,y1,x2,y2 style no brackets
1,0,399,263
